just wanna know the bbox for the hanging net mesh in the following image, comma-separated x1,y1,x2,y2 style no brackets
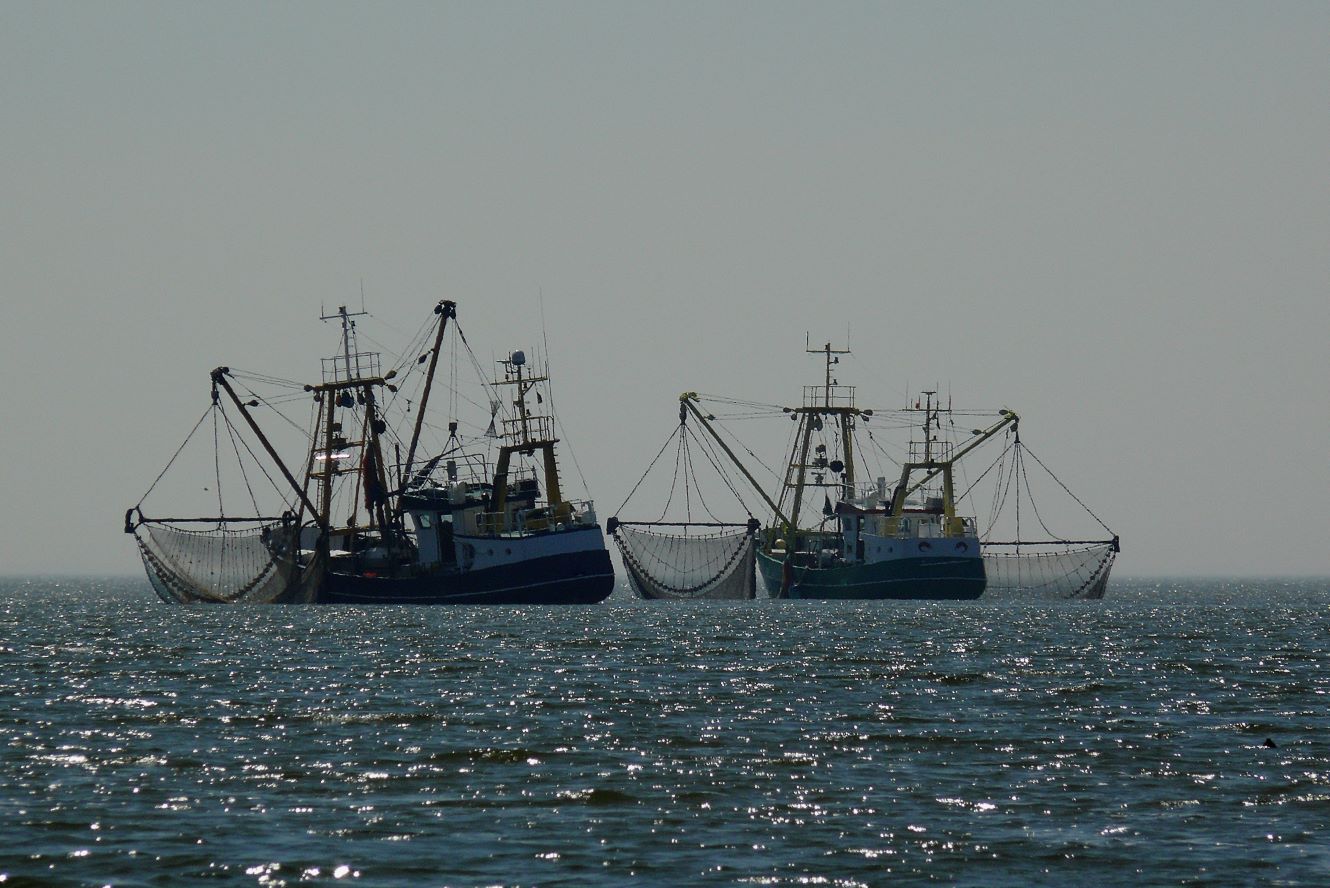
133,520,318,604
981,542,1116,600
613,525,757,600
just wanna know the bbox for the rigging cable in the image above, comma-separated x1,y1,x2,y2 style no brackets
238,385,317,443
658,424,686,522
219,407,263,517
1017,443,1061,541
1021,443,1115,535
212,404,224,519
613,423,682,516
686,422,753,517
954,438,1014,508
136,404,215,509
229,409,290,508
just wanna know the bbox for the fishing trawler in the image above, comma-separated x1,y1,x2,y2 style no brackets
612,340,1117,600
126,300,615,604
717,344,1009,599
752,383,1008,601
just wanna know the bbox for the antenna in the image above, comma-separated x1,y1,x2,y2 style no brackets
321,302,369,382
803,335,851,410
539,286,551,376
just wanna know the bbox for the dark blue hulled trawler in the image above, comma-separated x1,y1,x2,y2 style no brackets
313,335,614,605
127,301,614,604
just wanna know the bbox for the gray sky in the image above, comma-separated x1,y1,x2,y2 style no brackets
2,1,1326,576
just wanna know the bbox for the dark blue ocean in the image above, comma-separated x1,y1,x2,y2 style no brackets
2,577,1327,886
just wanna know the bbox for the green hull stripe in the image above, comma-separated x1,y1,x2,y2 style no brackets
756,550,986,600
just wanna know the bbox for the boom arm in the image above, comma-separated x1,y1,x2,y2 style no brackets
680,393,791,528
897,409,1018,503
211,368,326,529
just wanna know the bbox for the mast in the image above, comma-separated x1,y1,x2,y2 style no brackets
889,408,1018,516
360,379,391,532
786,412,816,534
489,351,563,518
921,391,937,463
401,300,456,486
317,381,338,535
322,304,368,383
784,340,857,535
307,304,397,538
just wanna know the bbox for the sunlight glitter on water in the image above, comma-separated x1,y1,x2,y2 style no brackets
0,577,1327,885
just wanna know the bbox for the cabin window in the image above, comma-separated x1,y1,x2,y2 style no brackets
419,514,432,529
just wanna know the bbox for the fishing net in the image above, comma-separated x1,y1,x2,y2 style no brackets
613,525,756,600
133,520,317,603
981,542,1116,600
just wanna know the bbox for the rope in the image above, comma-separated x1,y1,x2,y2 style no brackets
983,445,1017,539
659,427,685,521
1017,445,1060,541
220,407,262,517
237,383,316,442
212,405,224,518
681,433,696,520
614,423,682,516
686,423,752,517
138,404,214,507
1021,442,1115,535
956,439,1013,507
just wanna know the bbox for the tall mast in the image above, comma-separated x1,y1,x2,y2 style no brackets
322,304,367,383
401,300,456,486
309,303,394,537
784,338,856,534
489,351,560,516
921,390,937,463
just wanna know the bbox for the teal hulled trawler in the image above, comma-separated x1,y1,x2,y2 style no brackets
126,300,614,604
612,340,1117,600
749,382,1014,601
711,343,1013,600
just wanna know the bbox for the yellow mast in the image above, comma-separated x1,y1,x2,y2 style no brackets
783,340,858,537
888,407,1019,524
489,352,564,522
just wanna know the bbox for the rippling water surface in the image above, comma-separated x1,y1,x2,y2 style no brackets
2,577,1328,886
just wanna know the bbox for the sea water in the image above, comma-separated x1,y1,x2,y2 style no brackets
1,577,1327,886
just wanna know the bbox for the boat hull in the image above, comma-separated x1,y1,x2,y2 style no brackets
756,549,985,600
317,540,615,605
